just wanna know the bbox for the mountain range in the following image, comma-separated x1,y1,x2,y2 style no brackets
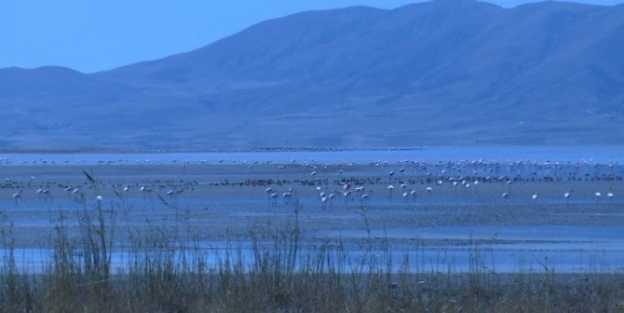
1,0,623,150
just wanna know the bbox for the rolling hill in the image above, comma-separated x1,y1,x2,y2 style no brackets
1,0,623,150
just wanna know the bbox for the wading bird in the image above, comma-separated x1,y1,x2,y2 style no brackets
12,190,22,204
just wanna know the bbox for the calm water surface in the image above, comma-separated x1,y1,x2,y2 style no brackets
1,146,623,165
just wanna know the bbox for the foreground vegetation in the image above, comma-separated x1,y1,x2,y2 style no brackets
1,175,623,312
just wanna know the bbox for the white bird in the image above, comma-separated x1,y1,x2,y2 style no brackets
564,191,572,206
282,192,292,205
140,186,153,198
167,189,183,196
269,192,279,206
12,190,22,203
321,196,328,206
37,188,52,201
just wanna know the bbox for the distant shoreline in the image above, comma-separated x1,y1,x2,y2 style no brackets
0,147,426,154
2,144,624,155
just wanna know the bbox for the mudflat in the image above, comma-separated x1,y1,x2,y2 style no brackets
1,161,622,272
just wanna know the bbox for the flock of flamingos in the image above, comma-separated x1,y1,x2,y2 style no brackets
1,156,621,210
259,158,620,208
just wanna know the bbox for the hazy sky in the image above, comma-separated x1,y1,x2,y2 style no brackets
1,0,621,73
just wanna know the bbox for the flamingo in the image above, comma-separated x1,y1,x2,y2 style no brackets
283,192,292,205
36,188,52,201
269,192,279,206
12,190,22,204
41,188,52,201
140,186,153,198
167,189,183,196
343,182,351,191
319,196,327,207
343,190,353,203
360,190,373,205
320,194,335,209
564,189,572,206
387,185,395,199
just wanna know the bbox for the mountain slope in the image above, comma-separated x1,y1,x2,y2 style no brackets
1,0,623,149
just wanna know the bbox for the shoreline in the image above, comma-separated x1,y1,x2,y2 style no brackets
2,144,624,154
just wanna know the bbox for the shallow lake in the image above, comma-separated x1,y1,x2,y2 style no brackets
0,146,622,274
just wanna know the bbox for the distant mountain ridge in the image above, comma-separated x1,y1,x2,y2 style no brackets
1,0,623,150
